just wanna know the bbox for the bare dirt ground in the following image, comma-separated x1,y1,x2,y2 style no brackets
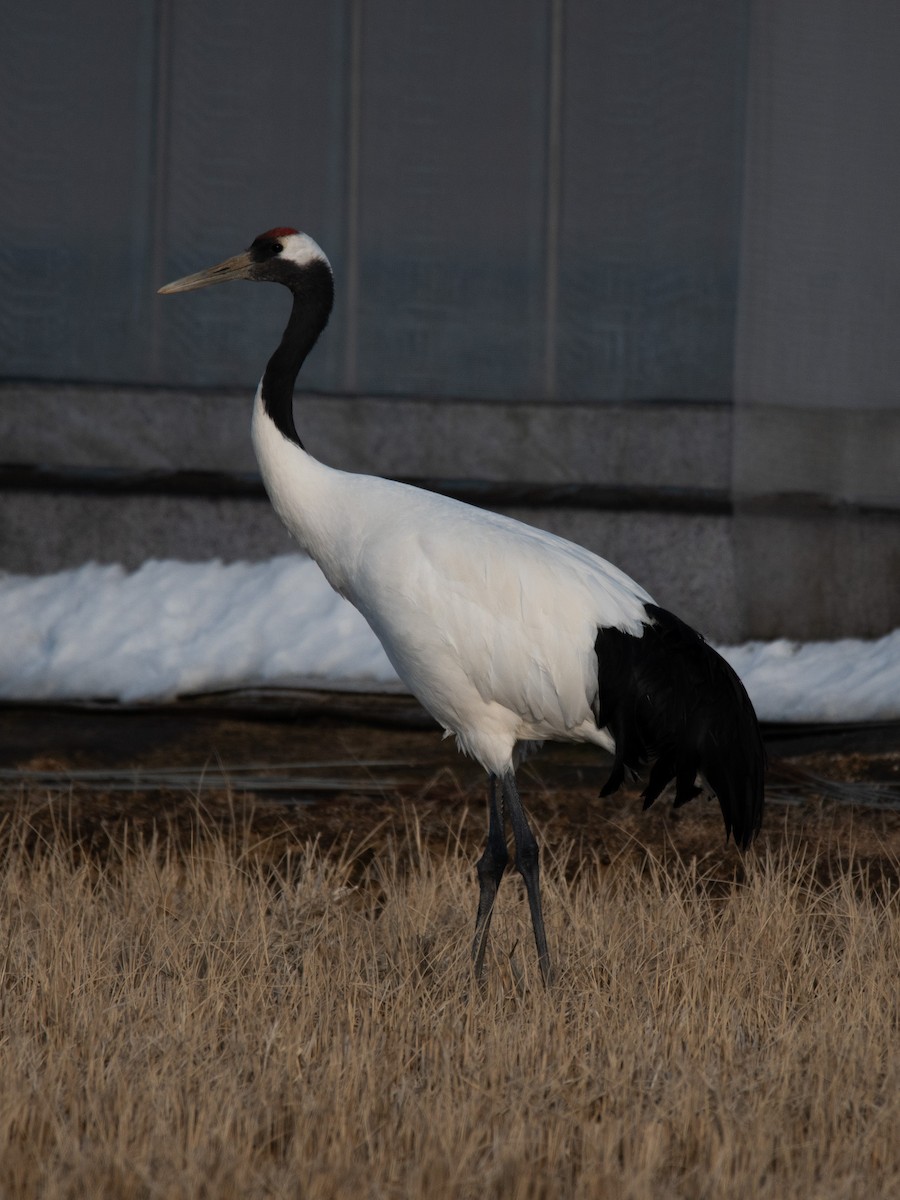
1,694,899,883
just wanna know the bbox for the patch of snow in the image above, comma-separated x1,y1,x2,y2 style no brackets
720,632,900,723
0,557,395,703
0,557,897,722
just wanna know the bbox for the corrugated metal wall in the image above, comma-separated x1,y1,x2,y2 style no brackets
1,0,747,401
2,1,898,639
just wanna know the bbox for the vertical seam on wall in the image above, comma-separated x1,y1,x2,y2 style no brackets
148,0,174,378
544,0,565,400
343,0,364,394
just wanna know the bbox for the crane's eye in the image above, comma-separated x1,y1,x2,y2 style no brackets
270,242,283,255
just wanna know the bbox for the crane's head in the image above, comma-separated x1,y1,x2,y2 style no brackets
158,228,331,294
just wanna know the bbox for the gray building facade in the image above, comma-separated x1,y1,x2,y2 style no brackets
2,1,898,641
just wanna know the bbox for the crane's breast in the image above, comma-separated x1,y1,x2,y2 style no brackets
343,511,647,741
252,455,652,751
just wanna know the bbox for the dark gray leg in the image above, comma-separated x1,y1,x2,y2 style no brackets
502,772,553,986
472,776,508,982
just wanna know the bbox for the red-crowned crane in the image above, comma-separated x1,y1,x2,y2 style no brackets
159,229,765,986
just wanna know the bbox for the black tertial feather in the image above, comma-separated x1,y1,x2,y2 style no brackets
595,605,765,848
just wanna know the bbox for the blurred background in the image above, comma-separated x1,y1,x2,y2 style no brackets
1,0,897,643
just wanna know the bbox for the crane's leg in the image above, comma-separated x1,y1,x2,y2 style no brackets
503,772,553,986
472,775,508,982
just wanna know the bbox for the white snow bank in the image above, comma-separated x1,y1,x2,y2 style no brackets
0,557,897,722
0,558,396,703
722,632,900,723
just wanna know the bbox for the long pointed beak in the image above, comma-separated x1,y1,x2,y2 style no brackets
158,250,253,294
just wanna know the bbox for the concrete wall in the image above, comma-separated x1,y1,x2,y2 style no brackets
0,382,742,640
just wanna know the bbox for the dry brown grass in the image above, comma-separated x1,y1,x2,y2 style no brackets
0,793,898,1199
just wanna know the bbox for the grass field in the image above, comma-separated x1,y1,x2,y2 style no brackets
1,768,899,1199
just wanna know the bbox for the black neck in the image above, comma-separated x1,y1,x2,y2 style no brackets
260,260,334,447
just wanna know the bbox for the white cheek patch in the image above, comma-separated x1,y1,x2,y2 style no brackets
279,232,329,269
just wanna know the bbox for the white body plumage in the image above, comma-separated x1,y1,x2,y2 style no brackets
252,388,650,774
